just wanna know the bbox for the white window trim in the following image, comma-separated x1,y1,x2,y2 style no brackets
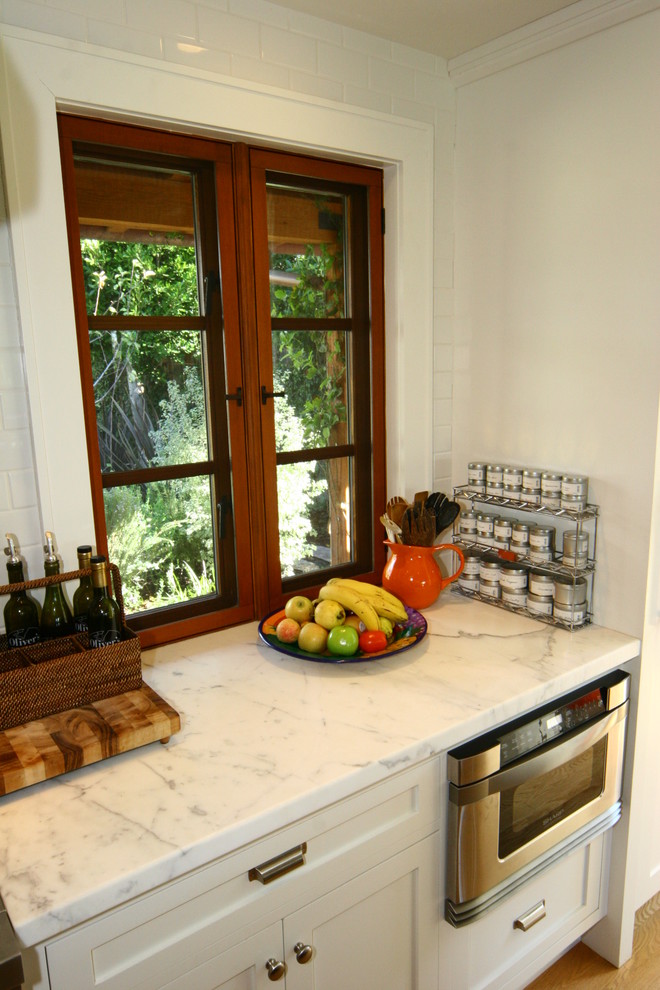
0,29,434,567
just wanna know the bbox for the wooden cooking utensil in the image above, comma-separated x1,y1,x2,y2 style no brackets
380,513,403,543
386,496,410,528
401,500,436,546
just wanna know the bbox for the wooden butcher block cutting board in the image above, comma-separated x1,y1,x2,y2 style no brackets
0,683,180,796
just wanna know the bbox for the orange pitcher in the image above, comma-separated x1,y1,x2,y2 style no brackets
382,541,465,610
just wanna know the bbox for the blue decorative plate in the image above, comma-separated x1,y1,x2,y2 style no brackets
257,605,427,663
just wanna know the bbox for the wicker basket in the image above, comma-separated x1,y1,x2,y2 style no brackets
0,563,142,731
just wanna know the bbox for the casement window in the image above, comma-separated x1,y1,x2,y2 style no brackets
58,116,385,646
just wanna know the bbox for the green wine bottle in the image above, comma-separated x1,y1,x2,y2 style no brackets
3,534,40,647
40,531,73,640
73,545,94,633
88,556,121,648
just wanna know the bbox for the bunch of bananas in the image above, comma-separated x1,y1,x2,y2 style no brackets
317,578,407,632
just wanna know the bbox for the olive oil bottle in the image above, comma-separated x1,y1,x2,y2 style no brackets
88,556,121,648
3,534,40,647
40,531,73,639
73,545,95,632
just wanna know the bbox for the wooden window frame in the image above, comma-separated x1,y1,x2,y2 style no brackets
248,149,386,605
58,116,386,644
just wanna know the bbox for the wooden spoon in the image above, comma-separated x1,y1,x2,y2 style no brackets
386,496,410,528
412,500,436,546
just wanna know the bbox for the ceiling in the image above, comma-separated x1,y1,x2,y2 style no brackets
268,0,584,59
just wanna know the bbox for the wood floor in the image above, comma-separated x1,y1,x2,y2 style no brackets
525,892,660,989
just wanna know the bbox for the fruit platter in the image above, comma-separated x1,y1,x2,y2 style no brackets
258,579,427,663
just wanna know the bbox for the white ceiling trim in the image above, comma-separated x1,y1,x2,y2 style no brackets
448,0,660,86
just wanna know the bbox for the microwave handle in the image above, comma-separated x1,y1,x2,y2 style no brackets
452,702,628,805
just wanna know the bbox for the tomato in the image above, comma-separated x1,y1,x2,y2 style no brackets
327,625,360,657
359,630,388,653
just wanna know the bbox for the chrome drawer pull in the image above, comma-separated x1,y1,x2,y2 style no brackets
249,842,307,884
514,899,546,932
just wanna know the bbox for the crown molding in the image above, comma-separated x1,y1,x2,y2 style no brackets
448,0,660,86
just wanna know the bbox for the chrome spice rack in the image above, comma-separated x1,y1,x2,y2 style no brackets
451,485,599,630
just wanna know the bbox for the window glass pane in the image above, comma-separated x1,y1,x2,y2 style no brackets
267,185,347,319
277,457,353,577
103,478,217,614
75,159,200,317
90,329,209,473
272,329,349,451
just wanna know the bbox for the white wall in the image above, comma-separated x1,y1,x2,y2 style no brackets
453,6,660,953
453,11,660,638
634,395,660,907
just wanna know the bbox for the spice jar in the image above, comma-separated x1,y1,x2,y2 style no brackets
479,559,502,583
500,564,528,591
458,511,478,537
511,522,530,553
486,464,505,486
553,575,587,606
462,548,482,577
503,466,523,487
561,475,589,512
527,592,554,617
529,525,555,552
563,531,589,569
502,587,527,608
476,513,495,540
528,571,554,597
467,462,486,493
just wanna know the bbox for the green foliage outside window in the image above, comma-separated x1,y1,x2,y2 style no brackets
83,228,345,606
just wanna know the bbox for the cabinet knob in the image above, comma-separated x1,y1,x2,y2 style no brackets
265,958,287,980
294,941,314,964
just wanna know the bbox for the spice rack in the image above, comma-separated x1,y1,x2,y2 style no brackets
451,484,599,630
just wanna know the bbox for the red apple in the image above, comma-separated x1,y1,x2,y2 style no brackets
276,617,301,643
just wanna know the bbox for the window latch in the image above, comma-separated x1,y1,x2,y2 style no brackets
261,385,286,405
203,271,220,314
217,495,230,539
226,386,242,407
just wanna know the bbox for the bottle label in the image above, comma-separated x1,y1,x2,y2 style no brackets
88,629,121,649
7,627,40,647
74,614,89,632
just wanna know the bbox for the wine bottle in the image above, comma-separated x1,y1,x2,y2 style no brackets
73,545,95,632
3,534,40,647
40,531,73,640
88,556,121,648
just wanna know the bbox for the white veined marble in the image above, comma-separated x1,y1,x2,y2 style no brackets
0,595,638,946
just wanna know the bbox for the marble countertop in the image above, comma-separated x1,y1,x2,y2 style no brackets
0,595,639,948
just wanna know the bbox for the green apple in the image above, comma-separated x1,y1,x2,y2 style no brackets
327,625,359,657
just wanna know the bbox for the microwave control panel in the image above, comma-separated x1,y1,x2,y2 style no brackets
498,687,605,765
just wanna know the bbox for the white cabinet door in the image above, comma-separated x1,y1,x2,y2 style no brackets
159,923,284,990
283,836,438,990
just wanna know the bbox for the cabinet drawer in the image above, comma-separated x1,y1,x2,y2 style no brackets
46,759,439,990
440,833,607,990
